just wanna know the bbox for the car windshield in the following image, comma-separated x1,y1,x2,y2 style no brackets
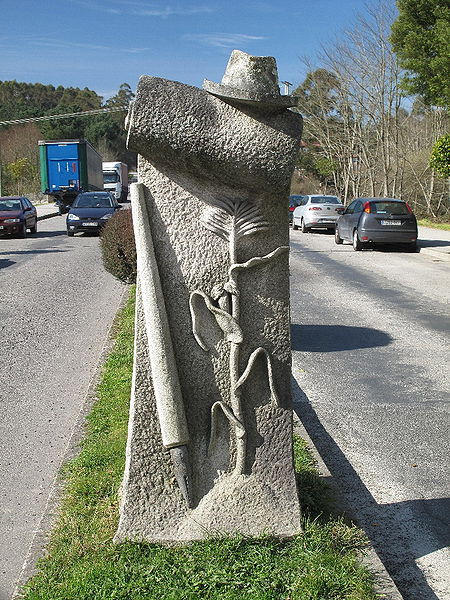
103,172,119,183
73,194,113,208
0,199,22,211
371,201,410,215
310,196,340,204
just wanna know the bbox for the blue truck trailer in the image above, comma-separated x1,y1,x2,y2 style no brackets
39,139,103,214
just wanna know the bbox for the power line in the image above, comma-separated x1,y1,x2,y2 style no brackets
0,106,127,127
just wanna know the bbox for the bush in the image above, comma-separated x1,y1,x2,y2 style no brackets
430,134,450,178
100,208,137,283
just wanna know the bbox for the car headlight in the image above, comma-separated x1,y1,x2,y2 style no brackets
4,218,21,223
67,214,80,221
100,213,113,219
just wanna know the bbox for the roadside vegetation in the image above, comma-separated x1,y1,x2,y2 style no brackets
290,0,449,221
418,219,450,231
20,287,376,600
100,209,137,284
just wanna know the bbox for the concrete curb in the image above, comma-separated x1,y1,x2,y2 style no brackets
36,211,59,221
293,412,404,600
12,285,131,600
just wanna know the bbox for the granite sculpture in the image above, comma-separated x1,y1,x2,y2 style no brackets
115,50,304,543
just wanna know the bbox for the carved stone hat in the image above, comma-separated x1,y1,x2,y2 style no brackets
203,49,296,111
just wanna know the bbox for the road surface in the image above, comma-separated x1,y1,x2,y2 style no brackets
0,214,125,599
290,227,450,600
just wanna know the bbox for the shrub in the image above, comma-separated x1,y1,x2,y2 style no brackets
430,134,450,179
100,208,137,283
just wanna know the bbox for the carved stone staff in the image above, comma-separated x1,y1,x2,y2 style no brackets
131,183,193,507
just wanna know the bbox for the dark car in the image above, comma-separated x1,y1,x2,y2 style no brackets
66,191,120,236
335,197,418,251
289,195,305,224
0,196,38,238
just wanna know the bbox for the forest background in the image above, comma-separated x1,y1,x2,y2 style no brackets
0,0,448,219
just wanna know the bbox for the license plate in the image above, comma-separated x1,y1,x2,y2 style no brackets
381,220,401,226
320,219,334,223
82,222,97,226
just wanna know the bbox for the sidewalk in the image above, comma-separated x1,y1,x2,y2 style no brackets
418,225,450,262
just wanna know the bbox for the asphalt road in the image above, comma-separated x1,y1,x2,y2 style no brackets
0,215,125,599
290,228,450,600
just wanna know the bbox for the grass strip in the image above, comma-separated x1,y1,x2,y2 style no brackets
20,286,376,600
418,219,450,231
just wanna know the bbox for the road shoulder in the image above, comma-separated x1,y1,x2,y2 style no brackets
12,285,130,599
293,409,404,600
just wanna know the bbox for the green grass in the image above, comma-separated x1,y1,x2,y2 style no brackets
20,287,376,600
418,219,450,231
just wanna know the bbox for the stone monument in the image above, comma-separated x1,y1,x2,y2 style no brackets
115,50,303,543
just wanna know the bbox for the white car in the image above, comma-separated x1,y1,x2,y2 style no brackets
292,195,344,232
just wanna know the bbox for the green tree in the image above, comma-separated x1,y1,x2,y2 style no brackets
6,157,34,194
39,87,103,140
99,83,136,166
390,0,450,108
294,69,341,119
430,134,450,178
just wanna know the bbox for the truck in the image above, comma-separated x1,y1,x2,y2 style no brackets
102,161,128,202
39,139,103,214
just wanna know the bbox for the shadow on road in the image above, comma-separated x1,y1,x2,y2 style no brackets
291,324,392,352
292,378,448,600
0,249,68,257
0,258,15,269
418,239,450,248
33,230,68,239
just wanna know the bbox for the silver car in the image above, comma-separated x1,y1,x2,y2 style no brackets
292,195,344,232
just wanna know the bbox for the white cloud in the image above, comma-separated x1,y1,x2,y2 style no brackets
13,36,149,55
69,0,121,13
134,5,214,17
122,47,151,54
33,39,113,52
69,0,213,17
183,33,267,49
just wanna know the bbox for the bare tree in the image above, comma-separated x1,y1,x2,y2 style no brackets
294,0,449,217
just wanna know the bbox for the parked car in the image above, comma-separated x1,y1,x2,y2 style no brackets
335,197,418,251
292,195,344,232
289,195,305,224
0,196,37,238
66,191,120,236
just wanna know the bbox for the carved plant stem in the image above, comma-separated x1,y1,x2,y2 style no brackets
199,196,270,475
229,229,247,474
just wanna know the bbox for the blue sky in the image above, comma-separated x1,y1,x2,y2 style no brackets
1,0,384,101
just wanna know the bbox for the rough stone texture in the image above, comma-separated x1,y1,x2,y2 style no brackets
116,51,303,542
203,49,297,110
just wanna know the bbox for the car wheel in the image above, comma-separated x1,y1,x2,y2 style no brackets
335,226,343,244
406,242,417,252
67,230,74,237
352,230,363,251
301,220,309,233
17,223,27,238
30,220,37,234
292,220,299,230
